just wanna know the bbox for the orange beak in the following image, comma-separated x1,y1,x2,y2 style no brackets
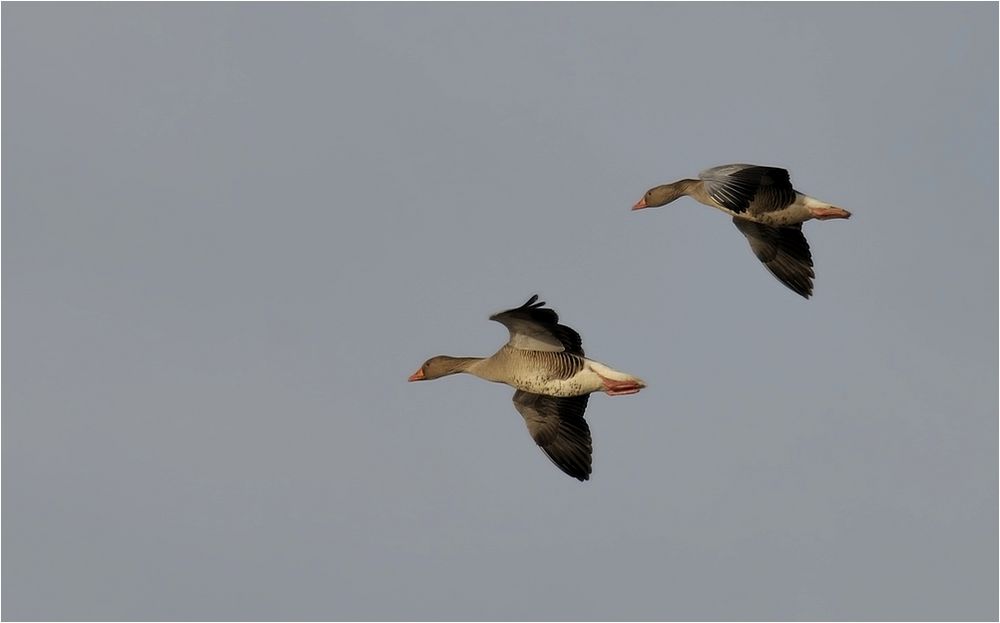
632,198,647,210
408,368,425,382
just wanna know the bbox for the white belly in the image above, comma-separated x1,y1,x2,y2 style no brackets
507,369,603,397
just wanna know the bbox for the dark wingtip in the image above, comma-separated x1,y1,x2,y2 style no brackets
522,294,545,310
489,294,547,322
792,283,813,299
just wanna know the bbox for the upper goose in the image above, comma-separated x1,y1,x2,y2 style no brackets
408,295,646,481
632,164,851,298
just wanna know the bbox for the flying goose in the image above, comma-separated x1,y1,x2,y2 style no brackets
632,164,851,298
408,295,645,481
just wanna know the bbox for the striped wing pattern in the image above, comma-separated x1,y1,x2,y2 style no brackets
700,164,796,215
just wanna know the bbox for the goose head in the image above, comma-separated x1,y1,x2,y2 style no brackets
408,356,474,381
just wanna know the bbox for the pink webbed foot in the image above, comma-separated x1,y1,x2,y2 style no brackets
809,206,852,220
598,374,644,396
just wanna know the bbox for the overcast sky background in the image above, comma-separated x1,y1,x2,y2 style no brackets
3,4,997,621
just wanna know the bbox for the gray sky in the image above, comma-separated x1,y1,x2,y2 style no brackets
3,3,997,620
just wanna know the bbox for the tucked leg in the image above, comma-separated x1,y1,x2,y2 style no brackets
809,206,851,220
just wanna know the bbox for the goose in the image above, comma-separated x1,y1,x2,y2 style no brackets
632,164,851,298
408,295,645,481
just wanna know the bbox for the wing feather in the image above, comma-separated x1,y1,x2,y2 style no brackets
700,164,796,214
733,217,815,298
512,390,592,481
489,295,584,355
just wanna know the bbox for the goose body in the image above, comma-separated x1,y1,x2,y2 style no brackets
408,295,645,481
466,346,640,397
632,164,851,298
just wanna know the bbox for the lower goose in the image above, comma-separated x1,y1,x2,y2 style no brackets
408,295,646,481
632,164,851,298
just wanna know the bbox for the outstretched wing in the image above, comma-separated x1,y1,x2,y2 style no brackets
489,295,584,355
512,390,592,481
700,164,796,215
733,217,815,299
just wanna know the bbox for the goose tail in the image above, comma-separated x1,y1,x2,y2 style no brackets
587,360,646,396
